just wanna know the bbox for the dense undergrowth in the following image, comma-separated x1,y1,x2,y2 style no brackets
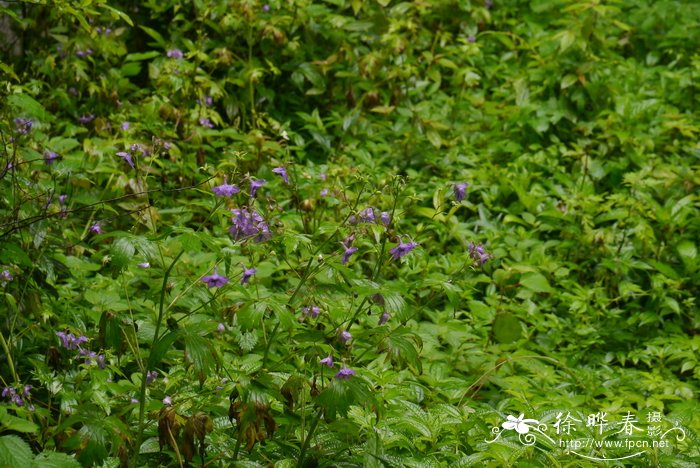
1,0,699,466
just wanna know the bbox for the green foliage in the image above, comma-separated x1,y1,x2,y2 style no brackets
1,0,699,466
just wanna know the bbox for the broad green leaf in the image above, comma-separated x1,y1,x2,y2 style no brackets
493,313,521,344
520,272,553,293
32,451,81,468
0,435,33,468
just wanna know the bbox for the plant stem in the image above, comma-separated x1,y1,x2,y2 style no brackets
132,248,185,467
297,408,322,468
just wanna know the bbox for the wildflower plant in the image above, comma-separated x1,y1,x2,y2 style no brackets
0,1,698,467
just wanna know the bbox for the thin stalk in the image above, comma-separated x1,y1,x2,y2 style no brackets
0,331,18,384
297,409,323,468
132,249,185,467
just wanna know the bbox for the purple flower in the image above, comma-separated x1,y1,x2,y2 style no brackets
272,167,289,184
467,35,476,43
380,212,391,226
262,4,270,12
468,242,492,266
0,270,12,282
116,151,134,168
96,354,106,369
342,246,358,265
241,267,256,285
167,49,184,59
22,385,31,397
485,0,494,9
121,121,130,131
80,348,98,364
203,95,213,106
146,370,158,384
130,143,150,157
89,223,102,235
44,150,59,165
379,312,391,325
201,270,229,288
454,182,469,202
389,240,418,260
230,207,271,242
79,114,95,124
163,395,173,405
56,331,88,350
14,118,33,135
2,387,15,398
320,188,329,197
342,234,355,249
359,207,375,223
250,179,266,198
339,330,352,343
335,367,356,379
198,117,214,128
130,398,139,404
320,355,334,368
217,323,225,333
212,178,240,197
302,306,321,319
58,194,68,206
137,262,150,269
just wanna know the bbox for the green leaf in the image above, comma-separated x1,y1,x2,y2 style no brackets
183,333,218,381
0,409,38,434
520,272,553,293
139,26,166,47
677,241,697,264
6,94,48,121
125,51,161,62
32,451,82,468
148,331,180,368
0,435,33,468
492,313,522,344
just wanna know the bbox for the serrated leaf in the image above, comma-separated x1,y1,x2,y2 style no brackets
183,333,218,381
0,435,33,468
0,409,38,434
32,451,81,468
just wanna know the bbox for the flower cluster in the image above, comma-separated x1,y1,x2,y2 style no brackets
79,349,106,368
229,207,271,242
14,117,33,135
79,114,95,124
56,331,106,368
335,367,356,379
341,234,358,265
389,239,418,260
349,207,391,226
468,242,492,266
199,117,214,128
302,305,321,319
56,331,88,350
44,150,59,165
2,385,32,409
146,370,158,384
167,49,184,59
212,178,239,197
